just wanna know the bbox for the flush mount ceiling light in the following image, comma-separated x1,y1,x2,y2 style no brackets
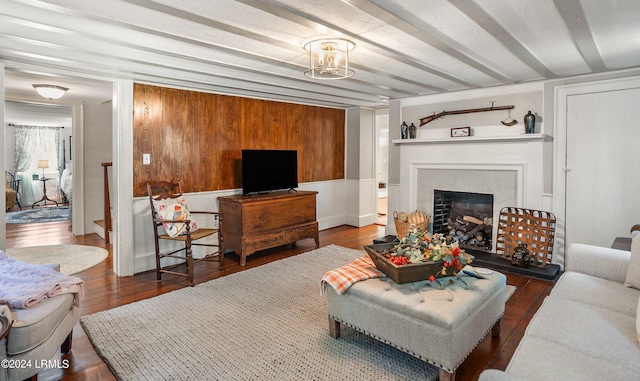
303,38,355,80
32,84,69,99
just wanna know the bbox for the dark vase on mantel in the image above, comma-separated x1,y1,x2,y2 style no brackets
524,111,535,134
401,121,408,139
409,123,417,139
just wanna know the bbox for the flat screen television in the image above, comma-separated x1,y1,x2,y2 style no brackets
241,149,298,195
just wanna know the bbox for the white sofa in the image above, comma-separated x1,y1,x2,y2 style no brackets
480,232,640,381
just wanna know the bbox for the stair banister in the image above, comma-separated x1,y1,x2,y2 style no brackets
101,162,113,244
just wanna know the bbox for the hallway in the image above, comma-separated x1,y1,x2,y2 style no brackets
377,196,387,225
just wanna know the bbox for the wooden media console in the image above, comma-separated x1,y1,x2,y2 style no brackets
218,190,319,266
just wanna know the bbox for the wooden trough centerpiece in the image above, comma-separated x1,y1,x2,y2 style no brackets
364,243,453,284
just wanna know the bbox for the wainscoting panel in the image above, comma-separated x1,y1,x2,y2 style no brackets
132,83,345,196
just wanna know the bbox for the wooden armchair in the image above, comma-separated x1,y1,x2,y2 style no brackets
147,181,223,286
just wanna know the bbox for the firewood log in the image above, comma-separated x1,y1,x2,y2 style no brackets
463,215,484,225
468,224,483,237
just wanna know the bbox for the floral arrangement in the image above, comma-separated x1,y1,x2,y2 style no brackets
388,229,474,281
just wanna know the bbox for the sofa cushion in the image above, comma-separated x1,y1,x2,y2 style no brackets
505,336,638,381
637,296,640,346
625,231,640,289
567,243,629,282
7,293,74,355
524,297,638,371
551,271,640,317
152,196,198,238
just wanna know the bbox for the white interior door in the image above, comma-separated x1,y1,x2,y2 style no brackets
565,87,640,248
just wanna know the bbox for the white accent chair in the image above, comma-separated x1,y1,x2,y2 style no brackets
0,264,78,381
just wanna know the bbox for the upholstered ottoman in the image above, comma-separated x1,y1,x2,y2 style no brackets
326,271,506,381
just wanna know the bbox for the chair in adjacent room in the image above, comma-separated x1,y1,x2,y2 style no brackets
4,172,20,211
147,181,224,286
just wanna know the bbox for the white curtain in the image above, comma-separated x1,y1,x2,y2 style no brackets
14,125,61,206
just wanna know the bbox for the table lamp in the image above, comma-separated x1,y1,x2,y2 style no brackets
37,160,49,178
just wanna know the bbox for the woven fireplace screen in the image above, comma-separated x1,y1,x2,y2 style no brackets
495,207,556,268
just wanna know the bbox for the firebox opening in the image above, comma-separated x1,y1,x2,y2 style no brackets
433,190,494,253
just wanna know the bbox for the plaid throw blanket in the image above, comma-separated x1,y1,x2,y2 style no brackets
321,256,385,295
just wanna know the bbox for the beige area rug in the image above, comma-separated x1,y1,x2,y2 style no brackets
505,283,516,300
6,245,108,275
81,245,516,381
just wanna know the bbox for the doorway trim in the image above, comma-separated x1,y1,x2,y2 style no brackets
375,109,389,226
554,75,640,256
71,103,85,235
112,80,135,277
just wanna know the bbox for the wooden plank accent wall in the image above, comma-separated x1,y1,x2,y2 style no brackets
132,83,345,196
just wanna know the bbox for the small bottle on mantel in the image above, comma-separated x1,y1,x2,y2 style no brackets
524,111,535,134
409,123,417,139
400,121,408,139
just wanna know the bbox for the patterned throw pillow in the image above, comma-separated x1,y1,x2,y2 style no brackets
152,197,198,238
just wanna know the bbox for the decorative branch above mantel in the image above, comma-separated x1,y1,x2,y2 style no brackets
419,104,514,126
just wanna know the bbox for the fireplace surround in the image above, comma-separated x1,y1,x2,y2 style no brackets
413,163,521,253
394,133,560,278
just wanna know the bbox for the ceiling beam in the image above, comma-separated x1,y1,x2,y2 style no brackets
552,0,607,72
450,0,556,79
118,0,424,97
352,0,515,84
1,1,406,104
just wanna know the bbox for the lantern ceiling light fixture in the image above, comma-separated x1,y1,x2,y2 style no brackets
32,84,69,99
303,37,355,80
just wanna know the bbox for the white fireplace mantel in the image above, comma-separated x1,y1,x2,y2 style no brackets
395,132,553,249
392,133,550,145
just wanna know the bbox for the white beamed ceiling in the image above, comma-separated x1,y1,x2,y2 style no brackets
2,0,640,107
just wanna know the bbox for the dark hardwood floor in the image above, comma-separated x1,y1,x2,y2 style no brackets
6,221,555,381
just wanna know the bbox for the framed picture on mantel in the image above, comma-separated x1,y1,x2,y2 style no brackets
450,126,471,137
